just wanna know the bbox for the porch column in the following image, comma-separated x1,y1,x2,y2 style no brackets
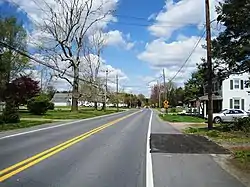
204,101,207,117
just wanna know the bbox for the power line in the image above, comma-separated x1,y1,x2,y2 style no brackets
147,75,163,86
113,13,206,26
0,41,98,86
168,28,206,82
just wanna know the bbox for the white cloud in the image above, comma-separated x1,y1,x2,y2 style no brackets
27,53,128,91
148,0,219,39
105,30,135,50
7,0,118,28
138,36,206,85
176,34,189,41
27,29,54,48
7,0,119,52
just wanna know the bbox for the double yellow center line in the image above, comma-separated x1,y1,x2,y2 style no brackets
0,111,139,182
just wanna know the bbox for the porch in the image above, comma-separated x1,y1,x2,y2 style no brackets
199,94,223,117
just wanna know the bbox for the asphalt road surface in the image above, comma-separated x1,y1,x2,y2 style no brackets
0,109,246,187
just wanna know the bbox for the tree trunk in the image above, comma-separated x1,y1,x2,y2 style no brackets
102,101,105,111
94,101,98,110
71,66,79,112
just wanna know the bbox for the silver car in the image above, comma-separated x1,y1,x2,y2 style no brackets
209,109,249,123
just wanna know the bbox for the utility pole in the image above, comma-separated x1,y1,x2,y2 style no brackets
104,69,108,111
163,68,166,101
116,74,119,111
157,80,161,108
205,0,213,130
130,92,132,108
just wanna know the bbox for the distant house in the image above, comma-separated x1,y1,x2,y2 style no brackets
51,93,71,106
52,92,129,108
198,73,250,117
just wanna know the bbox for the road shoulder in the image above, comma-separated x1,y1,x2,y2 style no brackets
150,110,246,187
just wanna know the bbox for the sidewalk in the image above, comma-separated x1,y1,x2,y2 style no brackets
165,121,205,131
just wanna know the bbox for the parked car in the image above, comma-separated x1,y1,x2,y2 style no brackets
206,109,249,123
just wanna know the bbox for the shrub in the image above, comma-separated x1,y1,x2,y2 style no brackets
206,130,220,137
2,101,20,123
170,108,176,113
178,113,187,116
27,95,50,115
48,102,55,110
218,123,234,132
232,117,250,132
234,150,250,163
218,117,250,132
3,111,20,123
0,115,4,124
185,127,199,133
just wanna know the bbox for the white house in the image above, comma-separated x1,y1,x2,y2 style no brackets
222,73,250,110
51,93,71,106
51,93,127,108
199,73,250,117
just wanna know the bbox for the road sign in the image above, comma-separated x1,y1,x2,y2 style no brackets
164,100,169,108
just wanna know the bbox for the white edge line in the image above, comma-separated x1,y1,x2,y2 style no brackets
146,109,154,187
0,110,129,140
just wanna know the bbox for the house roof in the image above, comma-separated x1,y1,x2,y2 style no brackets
199,94,223,101
52,93,71,103
189,98,197,102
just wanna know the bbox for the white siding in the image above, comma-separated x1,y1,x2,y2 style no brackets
54,102,68,106
222,73,250,111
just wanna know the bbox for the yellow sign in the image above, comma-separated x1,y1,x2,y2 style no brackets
164,100,169,108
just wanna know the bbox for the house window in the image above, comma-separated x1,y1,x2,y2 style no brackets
230,80,233,90
214,82,218,92
234,99,240,109
234,79,240,89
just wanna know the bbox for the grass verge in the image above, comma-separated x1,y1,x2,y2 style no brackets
159,114,205,123
20,109,120,119
184,124,250,173
184,126,250,144
0,120,53,131
231,148,250,172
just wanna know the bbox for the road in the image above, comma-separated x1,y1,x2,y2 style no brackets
0,109,246,187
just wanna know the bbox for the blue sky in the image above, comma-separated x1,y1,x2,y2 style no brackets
0,0,219,96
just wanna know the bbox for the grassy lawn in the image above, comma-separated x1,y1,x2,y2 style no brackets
0,120,53,131
157,107,184,114
184,126,250,144
20,109,120,119
159,114,205,123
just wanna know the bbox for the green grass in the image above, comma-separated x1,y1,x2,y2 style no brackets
157,107,184,114
159,114,205,123
231,148,250,172
184,124,250,173
20,109,120,119
184,125,250,144
0,120,53,131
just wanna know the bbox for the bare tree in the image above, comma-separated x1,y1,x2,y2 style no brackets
81,29,106,110
37,0,113,111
